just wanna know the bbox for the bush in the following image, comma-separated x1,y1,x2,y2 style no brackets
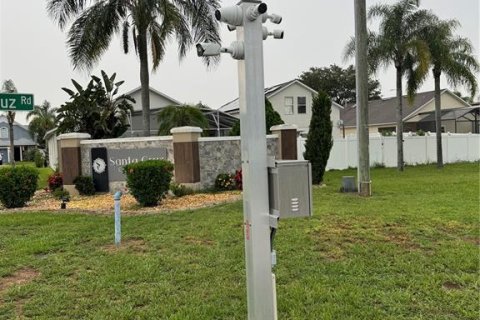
123,160,173,206
234,169,243,190
34,150,44,168
52,187,70,200
24,149,37,162
170,182,194,197
0,166,39,208
215,173,236,191
73,176,96,196
47,172,63,191
304,91,333,184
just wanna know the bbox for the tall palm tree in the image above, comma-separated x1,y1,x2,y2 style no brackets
1,80,17,167
345,0,433,171
157,105,208,135
47,0,220,137
419,18,479,168
27,101,57,149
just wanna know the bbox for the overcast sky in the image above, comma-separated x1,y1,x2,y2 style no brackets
1,0,478,124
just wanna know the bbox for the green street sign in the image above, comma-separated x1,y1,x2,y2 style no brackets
0,93,34,111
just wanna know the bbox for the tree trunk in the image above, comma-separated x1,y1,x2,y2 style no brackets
354,0,371,196
7,111,15,167
434,70,443,168
396,66,404,171
138,31,151,137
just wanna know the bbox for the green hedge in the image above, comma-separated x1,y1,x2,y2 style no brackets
123,160,173,206
0,166,39,208
73,176,96,196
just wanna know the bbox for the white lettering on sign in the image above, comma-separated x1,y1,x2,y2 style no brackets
0,99,16,109
21,96,32,104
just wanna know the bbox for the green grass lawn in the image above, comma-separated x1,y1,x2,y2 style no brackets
0,163,478,319
1,162,53,190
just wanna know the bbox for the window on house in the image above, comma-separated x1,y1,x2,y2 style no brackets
0,128,7,139
284,97,294,115
297,97,306,114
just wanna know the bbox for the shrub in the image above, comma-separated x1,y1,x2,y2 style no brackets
52,187,70,200
123,160,173,206
170,182,194,197
24,149,37,162
0,166,39,208
73,176,96,196
215,173,236,191
47,172,63,191
34,150,44,168
416,129,425,136
304,91,333,184
234,169,243,190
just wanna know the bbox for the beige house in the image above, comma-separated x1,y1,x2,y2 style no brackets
219,79,344,138
341,89,475,136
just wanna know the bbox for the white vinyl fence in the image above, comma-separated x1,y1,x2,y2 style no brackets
298,133,480,170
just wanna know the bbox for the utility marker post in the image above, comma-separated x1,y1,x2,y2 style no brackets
114,191,122,246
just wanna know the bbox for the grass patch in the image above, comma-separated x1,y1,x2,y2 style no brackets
0,163,478,319
1,162,53,190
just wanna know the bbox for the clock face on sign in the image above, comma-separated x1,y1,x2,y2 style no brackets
92,158,106,174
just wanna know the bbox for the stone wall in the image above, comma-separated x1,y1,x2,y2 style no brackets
198,136,278,188
75,134,278,191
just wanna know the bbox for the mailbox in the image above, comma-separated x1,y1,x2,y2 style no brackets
268,160,312,218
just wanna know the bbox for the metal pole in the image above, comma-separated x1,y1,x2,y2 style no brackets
114,191,122,246
355,0,371,196
237,2,276,318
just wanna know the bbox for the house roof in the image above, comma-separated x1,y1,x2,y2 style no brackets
341,89,470,127
218,79,337,113
414,106,480,122
122,86,182,105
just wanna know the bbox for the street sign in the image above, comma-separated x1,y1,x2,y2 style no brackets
0,93,34,111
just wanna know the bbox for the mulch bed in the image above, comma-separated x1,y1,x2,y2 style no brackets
0,190,242,215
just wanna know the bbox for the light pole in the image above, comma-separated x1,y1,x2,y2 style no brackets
197,2,283,318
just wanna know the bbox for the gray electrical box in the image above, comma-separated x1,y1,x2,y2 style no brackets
268,160,313,218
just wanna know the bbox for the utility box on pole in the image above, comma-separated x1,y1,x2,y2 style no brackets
268,160,312,218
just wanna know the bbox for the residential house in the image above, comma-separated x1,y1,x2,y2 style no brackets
341,89,474,136
218,79,344,138
0,115,36,162
123,86,237,137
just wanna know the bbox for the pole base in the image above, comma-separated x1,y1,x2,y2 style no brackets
358,181,372,197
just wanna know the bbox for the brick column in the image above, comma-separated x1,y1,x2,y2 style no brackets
171,127,202,184
57,133,91,196
270,124,298,160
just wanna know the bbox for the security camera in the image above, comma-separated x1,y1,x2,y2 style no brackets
196,42,224,57
262,27,284,40
262,13,282,24
246,3,268,21
215,6,243,26
227,41,244,60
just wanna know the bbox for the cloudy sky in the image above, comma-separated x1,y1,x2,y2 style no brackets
0,0,478,124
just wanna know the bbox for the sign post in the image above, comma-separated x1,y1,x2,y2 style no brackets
0,93,34,111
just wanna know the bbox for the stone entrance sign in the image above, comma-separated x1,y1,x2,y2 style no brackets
108,147,168,181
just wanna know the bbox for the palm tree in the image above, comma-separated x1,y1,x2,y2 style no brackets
345,0,433,171
419,18,479,168
27,101,57,149
157,105,208,135
47,0,220,137
1,80,17,167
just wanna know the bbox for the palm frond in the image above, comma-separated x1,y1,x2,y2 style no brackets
47,0,89,30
